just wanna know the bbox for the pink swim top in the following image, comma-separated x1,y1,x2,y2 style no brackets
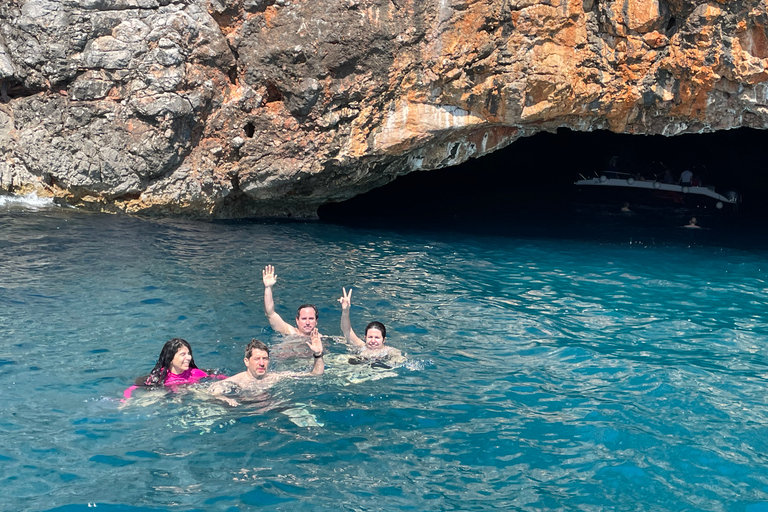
123,368,226,399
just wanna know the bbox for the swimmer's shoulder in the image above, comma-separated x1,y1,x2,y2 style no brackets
210,373,247,391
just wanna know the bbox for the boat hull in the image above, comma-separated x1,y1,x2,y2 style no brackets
574,177,740,211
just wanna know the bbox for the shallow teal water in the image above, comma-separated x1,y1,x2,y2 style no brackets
3,203,768,511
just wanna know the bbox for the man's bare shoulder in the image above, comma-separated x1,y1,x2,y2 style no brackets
209,373,247,393
227,372,253,386
238,372,287,389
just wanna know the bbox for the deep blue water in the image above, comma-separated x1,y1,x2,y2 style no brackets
3,198,768,512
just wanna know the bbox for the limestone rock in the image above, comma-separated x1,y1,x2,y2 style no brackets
1,0,768,217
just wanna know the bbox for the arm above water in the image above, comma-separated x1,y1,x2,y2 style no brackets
338,287,364,347
307,328,325,376
263,264,297,335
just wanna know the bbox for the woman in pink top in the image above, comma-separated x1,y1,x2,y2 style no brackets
123,338,225,399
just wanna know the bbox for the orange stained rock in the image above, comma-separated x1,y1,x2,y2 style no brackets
225,84,245,104
643,31,668,49
696,3,723,22
624,0,662,32
126,119,141,133
738,23,768,59
264,6,279,28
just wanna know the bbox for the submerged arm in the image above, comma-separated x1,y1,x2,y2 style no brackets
208,379,241,407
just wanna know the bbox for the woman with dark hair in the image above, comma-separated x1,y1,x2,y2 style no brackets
123,338,226,400
338,288,404,364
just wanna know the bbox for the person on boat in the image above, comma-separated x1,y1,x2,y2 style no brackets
208,334,324,405
679,169,693,186
263,264,320,337
691,174,702,187
338,287,405,365
123,338,226,400
683,217,701,229
604,155,620,178
661,169,674,184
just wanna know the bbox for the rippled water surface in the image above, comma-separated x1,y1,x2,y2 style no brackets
3,203,768,512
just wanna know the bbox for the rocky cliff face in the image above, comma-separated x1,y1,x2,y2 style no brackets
1,0,767,217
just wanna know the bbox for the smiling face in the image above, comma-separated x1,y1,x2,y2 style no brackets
295,307,318,335
244,349,270,379
365,328,386,350
169,346,192,374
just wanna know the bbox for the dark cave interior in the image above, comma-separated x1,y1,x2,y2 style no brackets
318,127,768,229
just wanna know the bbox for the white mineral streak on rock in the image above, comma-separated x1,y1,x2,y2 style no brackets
662,122,689,136
407,153,424,171
0,42,14,79
374,100,485,152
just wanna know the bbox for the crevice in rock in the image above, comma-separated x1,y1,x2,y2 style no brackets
115,192,141,201
228,64,238,85
0,80,43,102
228,171,240,192
244,121,255,137
666,16,676,34
265,82,282,103
330,57,359,80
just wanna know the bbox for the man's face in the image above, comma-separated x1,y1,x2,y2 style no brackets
295,307,318,335
244,349,270,379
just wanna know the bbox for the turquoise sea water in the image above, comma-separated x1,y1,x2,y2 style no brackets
3,199,768,511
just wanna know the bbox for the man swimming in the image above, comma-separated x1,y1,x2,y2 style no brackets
262,264,320,337
208,330,324,406
338,287,405,364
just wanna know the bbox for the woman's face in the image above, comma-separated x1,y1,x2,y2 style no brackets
365,328,385,349
170,346,192,374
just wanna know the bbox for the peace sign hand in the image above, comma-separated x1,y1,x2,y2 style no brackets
337,287,352,310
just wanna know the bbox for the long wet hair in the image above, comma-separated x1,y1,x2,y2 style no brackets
138,338,199,386
364,321,386,339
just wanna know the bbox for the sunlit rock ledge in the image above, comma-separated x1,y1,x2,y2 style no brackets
1,0,767,218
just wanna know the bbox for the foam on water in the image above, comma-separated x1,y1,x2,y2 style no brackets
0,193,57,210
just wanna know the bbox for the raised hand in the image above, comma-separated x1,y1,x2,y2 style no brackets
262,264,277,287
306,328,323,355
338,287,352,310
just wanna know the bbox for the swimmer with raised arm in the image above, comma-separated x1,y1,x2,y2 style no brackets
263,264,320,337
209,330,324,406
123,338,226,400
338,287,405,364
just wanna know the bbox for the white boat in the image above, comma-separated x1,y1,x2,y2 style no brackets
574,172,741,210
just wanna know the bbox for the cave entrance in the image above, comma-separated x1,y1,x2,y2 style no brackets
318,127,768,228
